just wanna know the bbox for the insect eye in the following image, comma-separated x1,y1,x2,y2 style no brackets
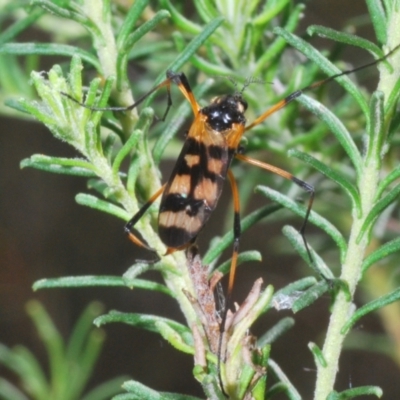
238,99,248,112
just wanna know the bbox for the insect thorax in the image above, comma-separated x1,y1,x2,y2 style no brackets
201,94,247,132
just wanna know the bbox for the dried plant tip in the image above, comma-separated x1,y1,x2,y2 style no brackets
186,246,221,354
232,278,263,327
209,271,224,292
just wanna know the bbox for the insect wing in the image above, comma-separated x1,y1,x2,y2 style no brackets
158,118,231,248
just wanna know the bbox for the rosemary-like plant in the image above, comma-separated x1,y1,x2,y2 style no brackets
0,301,126,400
1,0,400,399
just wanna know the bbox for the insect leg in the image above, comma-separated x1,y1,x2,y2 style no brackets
62,76,174,113
62,71,200,118
166,70,201,114
236,153,314,261
226,169,241,301
217,169,241,396
124,184,166,254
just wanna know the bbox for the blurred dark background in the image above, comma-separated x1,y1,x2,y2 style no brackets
1,0,400,398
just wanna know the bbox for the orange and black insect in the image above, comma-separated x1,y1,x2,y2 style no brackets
63,42,400,394
124,70,314,286
124,42,400,304
118,51,400,392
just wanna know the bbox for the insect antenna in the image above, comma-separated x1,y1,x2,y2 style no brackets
218,75,263,97
238,76,265,95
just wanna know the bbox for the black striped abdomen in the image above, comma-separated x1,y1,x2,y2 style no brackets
158,136,231,248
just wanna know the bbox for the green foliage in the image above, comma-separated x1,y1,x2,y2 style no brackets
2,0,400,399
0,301,126,400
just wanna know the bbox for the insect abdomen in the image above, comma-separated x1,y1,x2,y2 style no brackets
158,135,230,248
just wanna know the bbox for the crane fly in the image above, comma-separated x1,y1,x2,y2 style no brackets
62,42,400,396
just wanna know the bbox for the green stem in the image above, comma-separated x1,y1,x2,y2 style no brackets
314,165,379,400
314,6,400,398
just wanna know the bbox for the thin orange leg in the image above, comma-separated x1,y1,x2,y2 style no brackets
217,169,241,396
125,184,166,253
236,153,314,259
